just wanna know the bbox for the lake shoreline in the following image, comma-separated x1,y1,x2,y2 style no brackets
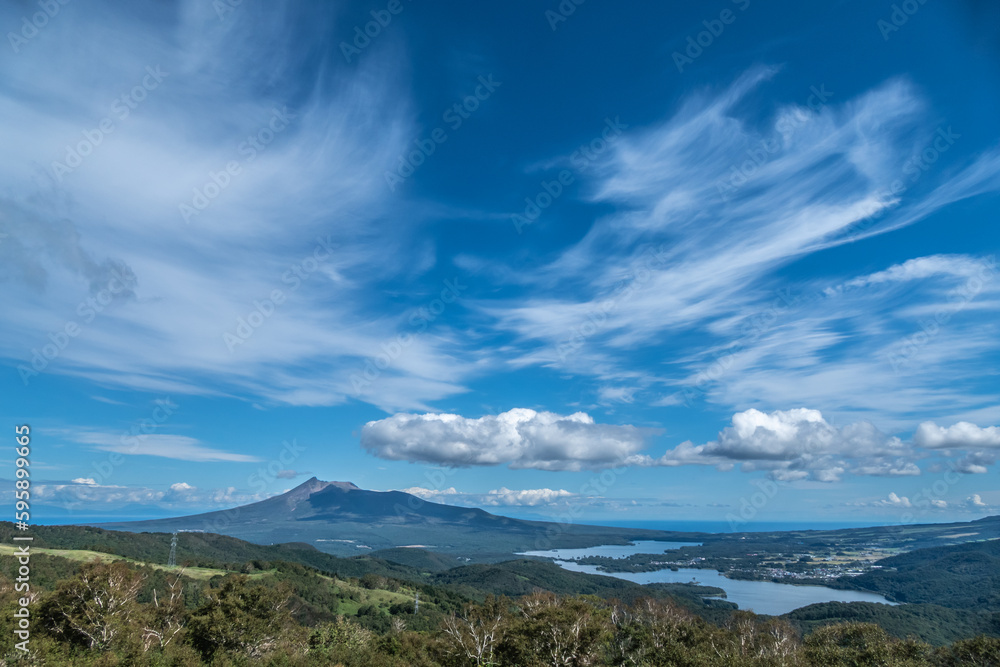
519,540,896,616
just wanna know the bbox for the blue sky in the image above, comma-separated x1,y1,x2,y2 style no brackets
2,0,999,528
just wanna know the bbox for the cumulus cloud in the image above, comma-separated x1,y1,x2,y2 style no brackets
883,492,912,508
362,408,649,471
952,455,992,474
635,408,916,482
484,487,576,506
34,482,162,507
850,491,995,512
914,421,1000,449
32,479,270,509
401,486,577,507
914,422,1000,474
367,406,999,480
847,492,948,510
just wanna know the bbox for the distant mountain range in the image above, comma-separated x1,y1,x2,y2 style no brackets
92,477,703,557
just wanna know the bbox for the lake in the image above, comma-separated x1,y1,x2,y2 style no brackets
519,541,895,616
519,540,701,560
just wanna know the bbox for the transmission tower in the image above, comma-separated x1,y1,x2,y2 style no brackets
167,532,178,567
414,592,419,614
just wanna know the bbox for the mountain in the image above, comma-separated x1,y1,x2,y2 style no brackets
92,477,705,558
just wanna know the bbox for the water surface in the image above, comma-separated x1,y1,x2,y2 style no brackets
523,541,895,616
518,540,700,560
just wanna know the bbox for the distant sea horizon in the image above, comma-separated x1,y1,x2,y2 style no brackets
34,514,912,534
563,519,900,533
34,515,899,533
33,515,171,526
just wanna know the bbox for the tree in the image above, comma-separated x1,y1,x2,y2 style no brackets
608,597,715,666
441,595,507,666
141,568,187,652
711,610,803,666
934,635,1000,667
38,559,145,651
804,622,930,667
309,616,375,654
498,593,612,667
186,574,294,661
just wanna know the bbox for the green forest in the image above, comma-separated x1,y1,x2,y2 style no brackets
2,523,1000,666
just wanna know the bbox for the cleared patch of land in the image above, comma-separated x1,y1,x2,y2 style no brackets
0,543,261,580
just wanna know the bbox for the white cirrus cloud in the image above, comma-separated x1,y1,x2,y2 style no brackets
839,255,995,290
480,67,1000,390
67,431,259,463
664,252,999,432
362,408,650,471
0,1,476,413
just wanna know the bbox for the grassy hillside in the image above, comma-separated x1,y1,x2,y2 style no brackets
0,544,246,581
0,522,428,582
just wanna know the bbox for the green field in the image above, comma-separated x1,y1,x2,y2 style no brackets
0,543,257,580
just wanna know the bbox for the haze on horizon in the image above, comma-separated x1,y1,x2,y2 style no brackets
1,0,999,527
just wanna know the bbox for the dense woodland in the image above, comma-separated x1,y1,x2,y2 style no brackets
2,523,999,665
2,557,1000,666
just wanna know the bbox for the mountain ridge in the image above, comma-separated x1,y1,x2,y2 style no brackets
90,477,699,557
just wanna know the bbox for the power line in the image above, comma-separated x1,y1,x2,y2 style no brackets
167,532,178,567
